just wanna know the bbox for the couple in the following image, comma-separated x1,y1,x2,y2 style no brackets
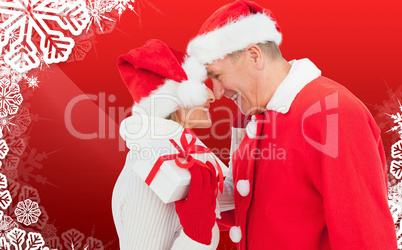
112,0,397,249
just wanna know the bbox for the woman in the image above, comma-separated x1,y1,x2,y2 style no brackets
112,39,220,249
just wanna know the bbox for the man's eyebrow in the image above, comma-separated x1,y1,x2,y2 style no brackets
207,70,216,77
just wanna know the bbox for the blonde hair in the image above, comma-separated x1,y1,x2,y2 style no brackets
165,111,178,122
230,41,282,62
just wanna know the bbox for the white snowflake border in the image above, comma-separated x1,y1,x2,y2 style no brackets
0,0,90,73
0,1,136,249
387,97,402,249
389,100,402,180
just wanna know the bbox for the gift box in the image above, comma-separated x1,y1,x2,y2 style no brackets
133,129,229,204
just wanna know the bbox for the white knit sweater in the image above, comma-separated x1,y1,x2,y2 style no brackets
112,115,232,250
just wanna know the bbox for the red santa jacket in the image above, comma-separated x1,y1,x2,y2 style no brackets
229,76,397,249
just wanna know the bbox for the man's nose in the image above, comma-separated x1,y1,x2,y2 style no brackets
213,82,225,100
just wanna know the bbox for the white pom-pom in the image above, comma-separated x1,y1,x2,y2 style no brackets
177,56,209,108
177,80,208,108
236,179,250,197
182,56,207,80
246,115,257,139
229,226,242,243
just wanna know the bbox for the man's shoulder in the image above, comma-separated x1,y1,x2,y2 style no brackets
289,76,379,136
292,76,369,115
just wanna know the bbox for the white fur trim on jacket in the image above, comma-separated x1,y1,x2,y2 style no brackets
187,13,282,65
266,58,321,114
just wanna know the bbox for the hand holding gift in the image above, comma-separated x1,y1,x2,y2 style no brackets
175,161,218,245
141,128,227,203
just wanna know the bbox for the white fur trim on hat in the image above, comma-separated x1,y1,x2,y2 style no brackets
133,79,181,118
229,226,242,243
177,56,209,108
187,13,282,65
132,57,209,117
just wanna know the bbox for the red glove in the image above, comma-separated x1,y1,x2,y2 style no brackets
175,161,218,245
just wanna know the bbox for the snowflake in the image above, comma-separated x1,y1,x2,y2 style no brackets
49,0,70,8
61,228,85,250
390,200,402,224
0,55,26,86
5,228,46,250
40,223,57,239
0,168,18,180
86,0,116,34
0,173,7,190
45,236,63,250
387,100,402,139
9,71,25,85
0,77,23,118
7,29,19,45
0,139,9,159
3,136,27,157
0,0,90,73
1,107,31,137
37,52,50,70
18,148,60,187
393,140,402,160
391,160,402,180
0,190,12,210
3,154,19,171
0,65,11,79
61,228,104,250
14,199,41,226
67,39,92,62
107,0,137,18
25,76,39,89
6,186,49,230
390,181,402,204
0,215,18,239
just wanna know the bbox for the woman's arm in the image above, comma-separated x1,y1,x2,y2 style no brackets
113,157,181,249
217,126,247,212
217,160,235,212
113,157,220,249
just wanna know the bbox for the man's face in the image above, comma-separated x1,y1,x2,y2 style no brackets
206,52,259,115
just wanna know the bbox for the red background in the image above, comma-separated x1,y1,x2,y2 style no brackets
25,0,402,248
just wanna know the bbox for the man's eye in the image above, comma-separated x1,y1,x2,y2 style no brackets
215,74,220,79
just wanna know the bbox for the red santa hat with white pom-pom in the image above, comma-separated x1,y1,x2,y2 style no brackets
187,0,282,65
117,39,209,118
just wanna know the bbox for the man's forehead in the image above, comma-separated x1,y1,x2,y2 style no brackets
206,56,231,73
206,60,222,72
206,63,216,75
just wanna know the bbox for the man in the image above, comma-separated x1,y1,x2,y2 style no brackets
186,0,398,249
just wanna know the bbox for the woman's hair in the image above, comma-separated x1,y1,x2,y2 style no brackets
165,111,178,122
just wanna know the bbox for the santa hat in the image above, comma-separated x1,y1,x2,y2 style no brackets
187,0,282,65
117,39,209,118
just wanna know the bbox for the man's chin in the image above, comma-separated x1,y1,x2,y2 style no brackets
237,103,252,115
240,109,257,115
236,102,261,116
235,97,259,115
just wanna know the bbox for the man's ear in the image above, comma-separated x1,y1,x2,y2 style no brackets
245,44,264,70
